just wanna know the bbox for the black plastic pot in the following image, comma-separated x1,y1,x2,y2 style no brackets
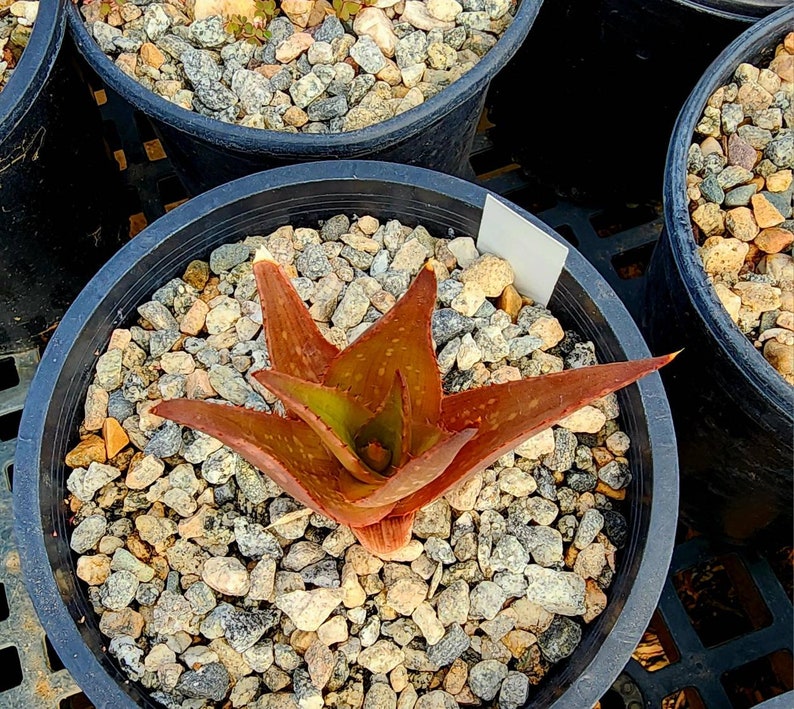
67,2,542,197
14,161,678,708
486,0,787,204
643,5,794,545
0,0,126,355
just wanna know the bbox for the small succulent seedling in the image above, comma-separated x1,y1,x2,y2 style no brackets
155,250,673,554
81,0,128,21
225,0,278,45
332,0,376,23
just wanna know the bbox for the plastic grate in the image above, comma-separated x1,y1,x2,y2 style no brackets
1,83,790,708
0,350,81,708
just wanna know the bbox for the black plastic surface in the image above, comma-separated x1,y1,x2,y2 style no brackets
0,0,126,355
642,5,794,544
66,1,543,196
13,160,678,709
486,0,784,203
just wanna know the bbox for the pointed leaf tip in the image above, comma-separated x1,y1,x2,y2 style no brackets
253,245,275,263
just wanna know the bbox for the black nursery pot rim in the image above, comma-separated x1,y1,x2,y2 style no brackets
15,160,678,709
663,3,794,420
0,0,65,138
66,0,542,157
671,0,791,21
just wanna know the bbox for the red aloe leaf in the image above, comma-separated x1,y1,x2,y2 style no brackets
354,371,411,471
323,264,442,427
252,369,387,485
350,512,416,556
394,353,676,513
253,256,338,383
152,398,394,527
350,427,477,507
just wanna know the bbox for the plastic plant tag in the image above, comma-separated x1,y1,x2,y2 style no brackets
476,193,568,306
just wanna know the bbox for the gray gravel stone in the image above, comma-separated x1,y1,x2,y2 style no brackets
189,16,227,48
210,243,249,274
537,616,583,663
223,608,280,653
145,421,182,458
234,518,283,560
469,659,508,701
573,508,604,550
524,565,586,616
432,308,475,346
138,300,179,331
350,36,387,73
100,571,140,611
181,48,221,88
71,515,107,553
176,662,231,702
498,671,530,709
469,580,507,620
598,460,631,489
427,623,470,666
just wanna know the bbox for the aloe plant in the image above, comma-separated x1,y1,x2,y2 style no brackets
154,250,673,554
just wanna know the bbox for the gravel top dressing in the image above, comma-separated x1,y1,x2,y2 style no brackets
80,0,514,133
687,31,793,384
66,215,635,708
0,1,38,92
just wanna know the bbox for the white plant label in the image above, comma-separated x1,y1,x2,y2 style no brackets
476,193,568,307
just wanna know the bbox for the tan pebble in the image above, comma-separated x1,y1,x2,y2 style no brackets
498,284,522,322
733,281,782,311
691,202,725,237
751,193,786,228
443,658,468,695
700,136,724,156
564,545,578,569
737,81,774,112
785,32,794,54
714,283,742,323
108,329,132,351
180,299,209,335
255,64,282,79
281,0,315,27
102,417,129,458
192,0,258,20
185,369,216,399
501,629,536,659
76,554,111,586
754,227,794,254
283,106,309,127
595,480,626,500
290,630,317,654
376,59,402,86
758,253,794,285
182,260,209,290
65,435,107,468
275,32,314,63
699,236,749,275
766,169,793,192
357,215,379,235
770,52,794,83
725,207,759,242
390,664,409,693
591,446,614,468
759,328,794,345
583,579,608,623
764,339,794,375
777,311,794,332
140,42,165,69
454,687,479,704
